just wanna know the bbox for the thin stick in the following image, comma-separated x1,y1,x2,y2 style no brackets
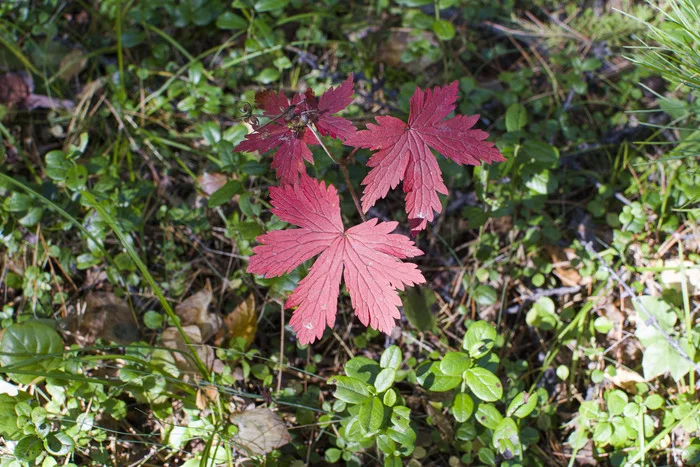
584,241,700,376
305,123,367,222
277,301,284,395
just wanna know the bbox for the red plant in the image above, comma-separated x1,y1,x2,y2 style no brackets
241,77,504,343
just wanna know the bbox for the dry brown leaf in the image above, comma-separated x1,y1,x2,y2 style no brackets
65,292,140,345
609,366,645,393
214,294,257,348
659,259,700,295
543,244,583,287
196,384,220,410
161,325,215,374
197,172,229,197
229,408,291,456
175,283,221,342
57,49,87,82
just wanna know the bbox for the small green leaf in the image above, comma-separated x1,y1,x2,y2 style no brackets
493,417,520,454
402,287,437,331
44,432,74,456
416,361,461,392
254,0,289,12
345,357,380,384
605,390,628,416
15,436,43,462
374,368,396,393
475,403,502,429
556,365,569,381
208,180,242,207
505,103,528,132
644,394,664,410
439,352,472,376
325,448,341,463
593,422,613,443
508,391,538,419
473,285,497,306
464,368,503,402
45,150,71,181
376,434,396,454
383,388,397,407
329,376,370,404
380,345,402,370
683,441,700,465
143,311,164,330
478,447,496,466
216,12,248,30
66,165,88,190
452,393,474,423
254,67,280,84
358,397,385,435
463,321,497,358
432,19,455,40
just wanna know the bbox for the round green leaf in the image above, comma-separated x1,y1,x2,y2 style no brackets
493,417,520,454
328,376,370,404
66,165,88,190
416,361,461,392
0,321,63,384
380,345,402,370
475,403,502,429
44,432,74,456
464,368,503,402
605,390,628,416
440,352,472,376
473,285,497,306
644,394,664,410
452,393,474,423
15,435,44,462
374,368,396,393
463,321,497,358
325,448,341,463
683,441,700,465
344,357,380,384
432,19,455,41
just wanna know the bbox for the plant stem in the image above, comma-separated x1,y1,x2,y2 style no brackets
305,124,367,222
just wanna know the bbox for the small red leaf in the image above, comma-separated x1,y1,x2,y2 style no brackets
346,81,505,234
247,174,425,344
235,75,357,184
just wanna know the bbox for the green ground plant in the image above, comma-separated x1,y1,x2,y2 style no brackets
1,0,699,466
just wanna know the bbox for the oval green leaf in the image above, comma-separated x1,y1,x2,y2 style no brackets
464,367,503,402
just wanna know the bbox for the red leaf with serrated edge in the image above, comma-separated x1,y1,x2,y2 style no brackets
235,75,356,184
247,174,425,345
346,81,505,234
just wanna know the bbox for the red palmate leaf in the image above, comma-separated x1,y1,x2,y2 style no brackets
247,174,425,345
235,75,356,184
346,81,505,234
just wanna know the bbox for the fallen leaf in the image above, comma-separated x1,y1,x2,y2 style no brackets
214,294,257,348
175,283,221,342
609,366,645,393
161,325,215,374
543,244,583,287
198,172,229,197
57,49,87,82
659,259,700,295
229,408,291,456
65,292,141,345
